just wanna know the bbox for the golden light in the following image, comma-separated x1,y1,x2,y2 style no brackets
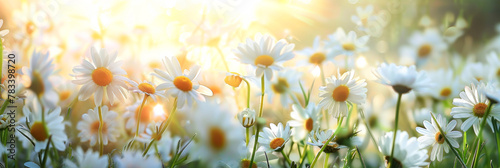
312,66,321,77
153,104,166,120
356,56,367,68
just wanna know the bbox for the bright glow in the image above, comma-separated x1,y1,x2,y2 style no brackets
312,66,321,77
356,56,367,68
153,104,165,119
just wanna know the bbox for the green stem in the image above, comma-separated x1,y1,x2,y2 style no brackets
281,150,292,166
310,117,344,168
248,121,262,168
135,95,148,137
492,118,500,163
243,79,251,108
245,127,250,147
144,99,178,156
299,142,308,168
41,135,52,168
258,75,265,117
324,153,330,168
389,93,402,167
0,97,9,115
98,106,104,156
142,139,155,157
472,102,493,167
319,65,326,86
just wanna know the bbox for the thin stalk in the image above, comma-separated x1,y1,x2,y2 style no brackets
310,117,344,168
319,65,326,86
359,109,379,148
324,153,330,168
492,118,500,162
248,120,262,168
0,97,10,115
246,127,250,146
135,95,148,137
258,75,265,117
472,102,493,167
243,79,251,108
41,135,52,168
430,113,467,167
356,146,366,168
281,150,292,165
143,99,178,155
98,106,104,156
389,93,402,167
298,142,308,168
142,139,155,157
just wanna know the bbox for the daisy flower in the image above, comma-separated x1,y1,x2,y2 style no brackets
289,103,320,141
486,52,500,80
0,19,9,41
460,62,493,85
21,50,58,107
153,56,212,107
451,83,500,135
52,76,77,107
426,69,461,100
236,136,278,168
351,5,382,32
189,102,244,167
378,130,429,168
399,29,447,66
18,100,67,152
63,147,108,168
72,47,129,106
373,63,432,94
224,72,244,88
480,82,500,103
319,70,367,118
416,114,462,161
308,130,346,153
297,36,334,67
128,80,165,102
233,33,295,80
77,105,120,146
266,69,302,107
114,151,162,168
237,108,256,128
124,101,167,134
326,27,369,57
0,114,9,129
258,122,292,152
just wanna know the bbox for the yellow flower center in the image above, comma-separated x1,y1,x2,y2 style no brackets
59,90,71,101
26,21,35,35
473,103,487,118
418,44,432,58
92,67,113,86
151,132,162,141
269,137,285,150
475,77,483,82
30,71,45,96
30,122,49,141
90,121,108,134
136,104,155,123
435,132,445,144
209,85,222,95
342,43,356,51
304,118,314,132
309,52,326,65
173,76,193,92
272,78,289,94
385,156,403,168
209,127,226,151
254,55,274,67
138,83,156,94
241,159,257,168
224,72,243,87
332,85,349,102
440,87,452,97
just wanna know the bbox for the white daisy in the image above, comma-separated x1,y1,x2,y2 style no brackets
18,100,68,152
153,56,213,108
442,17,467,44
124,101,167,134
76,105,120,146
373,63,432,94
297,36,334,67
307,129,346,153
289,103,320,141
189,101,244,167
480,81,500,104
52,76,77,107
237,108,256,128
266,69,302,107
128,80,165,102
233,33,295,80
258,122,292,152
114,151,162,168
0,19,9,41
378,130,429,168
426,69,462,100
326,27,369,57
460,62,493,85
416,114,462,161
72,47,129,106
63,147,108,168
486,52,500,80
350,5,383,33
451,83,500,135
319,70,367,118
399,29,447,66
236,136,278,168
0,114,9,129
21,50,58,107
